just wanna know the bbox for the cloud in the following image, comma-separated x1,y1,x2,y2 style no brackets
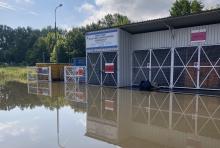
0,121,39,142
0,0,39,16
0,1,16,11
15,0,34,5
80,0,174,25
79,0,220,26
79,2,96,14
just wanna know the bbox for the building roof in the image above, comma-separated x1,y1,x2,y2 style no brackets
120,8,220,34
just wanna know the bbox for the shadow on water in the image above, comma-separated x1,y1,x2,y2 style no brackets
1,81,220,148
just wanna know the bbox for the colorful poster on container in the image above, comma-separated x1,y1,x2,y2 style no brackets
191,29,206,43
76,67,84,77
86,29,118,51
105,63,114,73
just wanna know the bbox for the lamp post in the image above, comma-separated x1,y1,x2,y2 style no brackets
55,4,63,63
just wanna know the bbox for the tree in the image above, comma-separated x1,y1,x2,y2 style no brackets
65,28,85,61
191,0,204,13
0,13,131,65
170,0,204,16
99,13,131,28
26,37,50,65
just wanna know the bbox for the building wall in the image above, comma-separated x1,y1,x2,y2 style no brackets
118,29,132,87
131,23,220,50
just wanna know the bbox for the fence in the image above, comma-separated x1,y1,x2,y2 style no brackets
27,66,51,82
64,66,87,83
132,45,220,90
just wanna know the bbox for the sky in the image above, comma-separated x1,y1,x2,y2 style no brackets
0,0,219,30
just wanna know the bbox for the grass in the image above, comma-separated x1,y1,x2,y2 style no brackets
0,66,27,84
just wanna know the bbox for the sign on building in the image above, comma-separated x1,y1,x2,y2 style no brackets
105,63,114,73
86,29,118,51
191,29,206,43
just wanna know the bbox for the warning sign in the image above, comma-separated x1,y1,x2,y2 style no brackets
76,68,84,77
191,29,206,43
105,63,114,73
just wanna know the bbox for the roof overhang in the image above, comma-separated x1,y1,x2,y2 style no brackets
119,9,220,34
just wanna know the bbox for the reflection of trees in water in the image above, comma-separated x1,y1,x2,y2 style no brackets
0,81,68,111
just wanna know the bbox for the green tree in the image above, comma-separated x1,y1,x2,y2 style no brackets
170,0,204,16
65,28,85,61
191,0,204,13
26,37,50,65
99,13,131,27
50,33,65,63
170,0,191,16
0,13,131,65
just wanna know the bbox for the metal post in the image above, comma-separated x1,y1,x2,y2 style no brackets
54,4,63,63
64,66,66,83
197,46,201,89
49,66,52,82
55,9,57,63
131,51,133,87
100,52,103,86
117,51,119,87
169,93,173,129
149,49,152,82
170,47,175,89
86,52,88,84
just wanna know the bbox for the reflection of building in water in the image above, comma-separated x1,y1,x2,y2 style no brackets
86,86,120,144
130,91,220,148
28,81,52,97
27,82,65,98
86,88,220,148
64,83,87,112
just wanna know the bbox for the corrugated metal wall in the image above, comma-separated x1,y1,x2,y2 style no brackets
132,23,220,50
118,29,132,87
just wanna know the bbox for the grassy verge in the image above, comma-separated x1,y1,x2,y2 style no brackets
0,66,27,84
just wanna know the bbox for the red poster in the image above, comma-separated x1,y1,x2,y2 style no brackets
76,68,84,76
191,29,206,42
105,63,114,73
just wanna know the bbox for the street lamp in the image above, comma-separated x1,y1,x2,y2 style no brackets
55,4,63,63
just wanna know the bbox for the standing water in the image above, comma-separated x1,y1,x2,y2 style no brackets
0,81,220,148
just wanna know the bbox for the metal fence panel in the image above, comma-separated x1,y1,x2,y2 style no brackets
200,45,220,89
64,66,86,83
132,50,150,85
173,47,198,88
151,49,171,87
27,66,51,82
87,53,101,85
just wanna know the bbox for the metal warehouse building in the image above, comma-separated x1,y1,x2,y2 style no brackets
86,9,220,90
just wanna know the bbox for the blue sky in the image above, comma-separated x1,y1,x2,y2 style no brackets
0,0,219,29
0,0,95,29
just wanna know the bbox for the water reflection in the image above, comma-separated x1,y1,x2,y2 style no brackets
64,83,87,112
0,81,220,148
86,87,220,148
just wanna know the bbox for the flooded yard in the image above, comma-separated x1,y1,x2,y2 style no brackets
1,81,220,148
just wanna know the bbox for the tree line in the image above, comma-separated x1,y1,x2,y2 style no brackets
0,14,130,65
0,0,218,66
